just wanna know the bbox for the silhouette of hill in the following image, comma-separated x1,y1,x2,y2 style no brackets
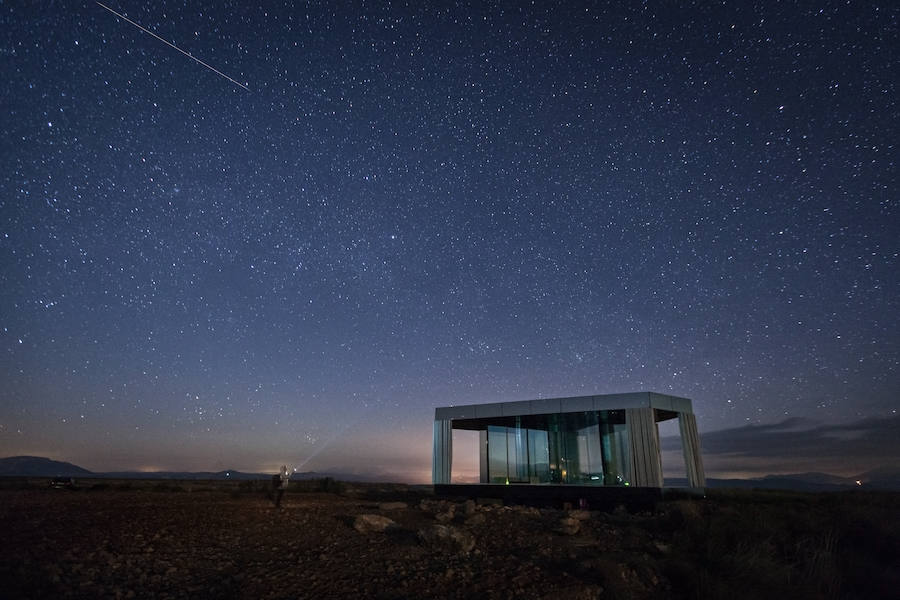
762,471,856,486
859,465,900,490
0,457,381,482
0,456,93,477
97,469,376,481
667,469,900,492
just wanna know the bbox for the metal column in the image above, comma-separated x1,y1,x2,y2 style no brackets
678,412,706,487
626,407,663,487
432,418,452,484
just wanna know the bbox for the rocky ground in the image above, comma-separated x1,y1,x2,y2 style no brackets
1,484,897,599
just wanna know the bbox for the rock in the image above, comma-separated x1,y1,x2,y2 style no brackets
353,514,396,533
435,504,456,523
419,499,448,514
463,500,477,515
464,513,486,526
514,506,541,517
378,501,408,511
417,524,476,553
568,509,591,521
447,526,476,554
556,517,581,535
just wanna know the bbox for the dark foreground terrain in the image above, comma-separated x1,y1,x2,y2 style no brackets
0,480,897,599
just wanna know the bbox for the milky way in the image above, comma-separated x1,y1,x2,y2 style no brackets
1,2,896,479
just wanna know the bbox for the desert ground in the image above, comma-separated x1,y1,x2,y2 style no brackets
0,479,897,599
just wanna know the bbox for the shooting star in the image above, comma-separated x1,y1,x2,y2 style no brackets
96,2,249,91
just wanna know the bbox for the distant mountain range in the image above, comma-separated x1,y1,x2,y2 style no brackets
670,469,900,491
3,456,899,491
0,456,93,477
0,456,372,482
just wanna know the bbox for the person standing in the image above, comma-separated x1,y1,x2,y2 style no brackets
274,464,290,508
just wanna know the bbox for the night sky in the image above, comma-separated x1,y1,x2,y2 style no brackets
1,2,897,481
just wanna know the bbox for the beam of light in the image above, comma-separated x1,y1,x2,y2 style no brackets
95,2,249,91
293,423,354,472
293,403,376,472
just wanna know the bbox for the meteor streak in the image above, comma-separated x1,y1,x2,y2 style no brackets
96,2,249,91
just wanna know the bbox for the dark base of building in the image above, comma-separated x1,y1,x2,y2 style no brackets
434,484,704,511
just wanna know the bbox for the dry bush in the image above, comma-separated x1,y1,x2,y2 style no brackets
657,489,898,600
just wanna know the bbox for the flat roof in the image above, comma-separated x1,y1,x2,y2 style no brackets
435,391,693,421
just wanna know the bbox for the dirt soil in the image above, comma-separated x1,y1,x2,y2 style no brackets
1,487,670,599
2,485,898,599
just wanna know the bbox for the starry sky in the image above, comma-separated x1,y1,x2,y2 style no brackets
1,2,897,481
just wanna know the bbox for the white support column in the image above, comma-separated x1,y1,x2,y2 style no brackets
432,419,452,484
626,407,663,487
678,412,706,487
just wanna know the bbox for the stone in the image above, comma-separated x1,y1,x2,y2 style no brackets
556,517,581,535
568,509,591,521
464,513,486,526
353,514,396,533
448,527,476,553
417,524,475,553
435,504,456,523
378,501,408,511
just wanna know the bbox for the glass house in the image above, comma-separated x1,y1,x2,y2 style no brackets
433,392,705,489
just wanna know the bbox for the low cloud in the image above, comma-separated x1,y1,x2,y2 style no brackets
662,416,900,478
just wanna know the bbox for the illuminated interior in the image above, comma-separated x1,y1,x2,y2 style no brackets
433,393,705,488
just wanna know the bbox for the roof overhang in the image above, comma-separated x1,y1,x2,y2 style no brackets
434,391,693,421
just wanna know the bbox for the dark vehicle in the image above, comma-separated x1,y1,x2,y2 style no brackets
49,477,76,489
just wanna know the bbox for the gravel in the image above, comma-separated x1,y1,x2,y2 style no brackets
0,489,668,599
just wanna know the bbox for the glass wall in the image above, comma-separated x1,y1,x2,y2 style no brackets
599,411,630,485
487,417,551,483
526,423,550,483
487,425,509,483
483,410,632,486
